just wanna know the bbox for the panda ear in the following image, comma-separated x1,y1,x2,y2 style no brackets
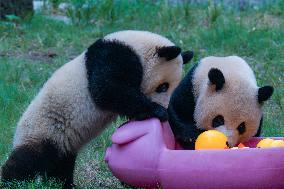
157,46,181,61
181,51,194,64
258,86,274,103
208,68,225,91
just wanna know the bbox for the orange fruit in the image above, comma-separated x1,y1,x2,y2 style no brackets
270,140,284,147
237,143,246,148
195,130,228,150
256,138,274,148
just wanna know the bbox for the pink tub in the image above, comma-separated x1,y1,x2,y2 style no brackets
104,119,284,189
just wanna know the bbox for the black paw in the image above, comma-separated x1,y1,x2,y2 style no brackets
133,112,152,121
176,128,204,150
177,137,196,150
151,105,168,122
132,104,168,122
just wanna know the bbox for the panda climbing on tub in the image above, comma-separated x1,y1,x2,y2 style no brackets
168,56,274,149
1,30,194,188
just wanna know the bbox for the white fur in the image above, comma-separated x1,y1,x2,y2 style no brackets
13,53,116,153
13,30,184,153
193,56,262,146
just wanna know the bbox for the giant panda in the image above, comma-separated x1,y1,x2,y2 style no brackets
1,30,194,188
168,56,274,150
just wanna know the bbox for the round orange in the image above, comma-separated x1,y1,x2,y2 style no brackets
270,140,284,147
256,138,274,148
195,130,228,150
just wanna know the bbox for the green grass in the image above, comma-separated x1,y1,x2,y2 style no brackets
0,0,283,188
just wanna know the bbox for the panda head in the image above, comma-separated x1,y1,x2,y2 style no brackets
104,30,193,107
193,56,273,147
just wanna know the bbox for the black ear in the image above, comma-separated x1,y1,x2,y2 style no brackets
258,86,273,103
181,51,194,64
208,68,225,91
157,46,181,61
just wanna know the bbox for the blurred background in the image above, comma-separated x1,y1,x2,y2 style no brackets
0,0,283,188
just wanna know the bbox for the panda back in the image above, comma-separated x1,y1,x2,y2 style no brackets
13,53,115,153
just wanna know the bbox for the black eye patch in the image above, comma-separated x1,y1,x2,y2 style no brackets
237,122,246,135
226,141,229,147
212,115,224,128
155,82,169,93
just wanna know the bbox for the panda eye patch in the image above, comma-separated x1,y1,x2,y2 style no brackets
237,122,246,135
212,115,224,128
155,82,169,93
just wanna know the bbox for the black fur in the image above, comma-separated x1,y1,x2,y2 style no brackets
258,86,274,103
1,140,76,189
181,51,194,64
254,116,263,137
156,46,181,61
237,122,246,135
212,115,224,128
85,39,168,121
168,64,205,149
208,68,225,91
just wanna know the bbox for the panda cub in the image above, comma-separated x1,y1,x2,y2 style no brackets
168,56,274,149
1,30,194,188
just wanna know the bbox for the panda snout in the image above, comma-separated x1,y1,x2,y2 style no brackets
150,94,170,108
214,126,238,147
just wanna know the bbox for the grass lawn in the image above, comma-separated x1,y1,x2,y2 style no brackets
0,1,283,188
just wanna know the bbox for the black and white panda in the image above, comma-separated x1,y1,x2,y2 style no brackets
168,56,274,150
1,30,194,188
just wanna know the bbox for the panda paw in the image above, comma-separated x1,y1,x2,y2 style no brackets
134,112,153,121
177,137,197,150
176,129,203,150
133,104,168,122
151,105,168,122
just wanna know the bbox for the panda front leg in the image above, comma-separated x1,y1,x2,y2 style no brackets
95,85,168,122
168,107,205,149
170,121,201,150
173,122,204,150
120,88,168,122
1,140,76,189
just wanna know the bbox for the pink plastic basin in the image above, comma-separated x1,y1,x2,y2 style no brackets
105,119,284,189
